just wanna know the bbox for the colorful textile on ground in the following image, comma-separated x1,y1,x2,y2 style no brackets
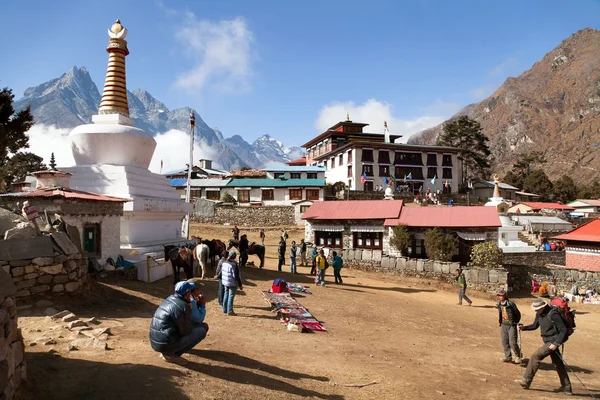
286,283,312,294
262,291,326,332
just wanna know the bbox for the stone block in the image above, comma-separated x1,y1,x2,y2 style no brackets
578,272,586,280
488,269,499,283
380,257,391,269
39,264,64,275
30,285,50,294
37,275,53,285
372,250,382,261
68,253,83,260
68,271,77,280
406,259,417,271
70,337,107,351
32,257,54,267
478,269,490,283
2,265,9,274
65,282,79,293
53,275,70,284
13,290,29,298
62,313,78,323
354,249,362,261
450,262,460,272
424,260,434,272
51,310,72,320
68,320,87,329
15,279,36,290
9,260,30,268
496,270,508,284
63,260,77,272
362,249,373,261
441,262,450,274
24,265,38,274
23,273,39,280
416,259,424,272
433,261,442,273
10,267,24,277
53,255,68,264
395,257,406,271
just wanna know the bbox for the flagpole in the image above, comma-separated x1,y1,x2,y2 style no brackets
184,109,195,240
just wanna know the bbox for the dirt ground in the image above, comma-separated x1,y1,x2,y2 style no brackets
15,224,600,400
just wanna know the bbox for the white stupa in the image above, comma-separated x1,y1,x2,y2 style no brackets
64,20,191,260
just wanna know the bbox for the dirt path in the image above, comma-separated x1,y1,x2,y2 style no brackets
16,225,600,400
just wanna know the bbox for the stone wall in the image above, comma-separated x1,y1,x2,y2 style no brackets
0,269,26,400
341,248,508,293
503,251,565,268
506,264,600,293
193,205,297,227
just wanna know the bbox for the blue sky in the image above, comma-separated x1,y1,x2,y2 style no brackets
3,0,600,148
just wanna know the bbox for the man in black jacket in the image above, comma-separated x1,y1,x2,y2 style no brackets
149,281,209,365
239,234,249,267
496,289,521,364
517,299,571,394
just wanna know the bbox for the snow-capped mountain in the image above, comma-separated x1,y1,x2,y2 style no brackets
15,66,304,171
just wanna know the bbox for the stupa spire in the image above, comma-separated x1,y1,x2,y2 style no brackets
493,173,501,198
98,19,130,117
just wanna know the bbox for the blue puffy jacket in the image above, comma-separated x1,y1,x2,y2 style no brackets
149,294,192,351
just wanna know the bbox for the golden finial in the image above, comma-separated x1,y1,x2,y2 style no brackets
111,19,123,33
346,112,350,122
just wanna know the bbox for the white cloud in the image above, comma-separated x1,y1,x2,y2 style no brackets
173,14,255,93
150,129,218,174
26,125,75,168
315,99,452,143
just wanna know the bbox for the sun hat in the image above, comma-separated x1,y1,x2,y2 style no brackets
531,299,547,311
174,281,195,296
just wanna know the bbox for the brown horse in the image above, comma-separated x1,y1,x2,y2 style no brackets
227,239,265,269
164,245,194,284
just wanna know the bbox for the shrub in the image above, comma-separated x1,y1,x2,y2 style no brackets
221,192,237,204
389,225,412,256
469,241,503,269
424,228,457,261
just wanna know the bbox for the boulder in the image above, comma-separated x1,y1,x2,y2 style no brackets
65,282,79,293
39,264,64,275
70,337,107,350
68,320,87,329
61,313,78,323
51,310,72,320
32,257,55,267
4,222,36,240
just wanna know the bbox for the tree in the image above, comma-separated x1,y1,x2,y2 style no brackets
578,180,600,199
523,169,553,201
221,192,237,204
512,151,547,177
0,87,37,191
389,225,412,256
4,152,46,187
424,228,457,262
437,116,491,184
553,175,578,203
503,170,523,190
468,241,503,269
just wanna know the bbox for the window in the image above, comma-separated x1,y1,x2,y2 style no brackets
394,152,423,166
427,153,438,166
378,150,390,164
361,149,374,162
364,181,374,192
362,164,374,176
274,172,284,179
347,151,353,163
289,189,303,200
237,190,250,203
262,189,274,201
300,205,311,214
190,189,201,199
442,168,453,179
290,173,301,179
206,190,220,200
353,232,383,250
306,189,320,200
307,173,317,179
413,238,426,257
394,166,424,180
379,165,390,177
442,154,453,166
427,167,438,179
331,157,336,168
315,231,342,248
347,165,353,178
339,154,343,166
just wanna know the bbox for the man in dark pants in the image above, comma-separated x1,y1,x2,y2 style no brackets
149,281,208,365
455,268,472,306
239,234,249,267
517,299,571,394
277,238,285,272
496,289,521,364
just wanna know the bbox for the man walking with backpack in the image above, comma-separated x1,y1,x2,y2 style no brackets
516,299,572,394
496,289,522,364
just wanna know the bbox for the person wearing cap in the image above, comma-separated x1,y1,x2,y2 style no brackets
221,251,243,316
496,289,522,364
187,278,208,328
149,281,208,365
516,299,571,394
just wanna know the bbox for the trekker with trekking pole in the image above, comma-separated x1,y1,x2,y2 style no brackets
516,299,571,395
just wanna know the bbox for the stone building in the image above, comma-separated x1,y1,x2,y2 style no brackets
472,179,519,202
0,169,128,263
554,220,600,271
566,199,600,217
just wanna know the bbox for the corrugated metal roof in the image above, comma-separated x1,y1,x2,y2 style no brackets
385,206,501,228
571,199,600,207
201,168,228,175
511,216,571,224
303,200,403,220
475,180,520,190
226,178,326,188
0,188,130,202
520,202,574,211
189,178,230,187
264,166,325,172
553,220,600,243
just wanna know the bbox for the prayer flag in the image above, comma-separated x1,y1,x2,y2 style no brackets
430,175,436,185
360,171,367,184
390,175,396,184
384,176,389,185
407,172,412,180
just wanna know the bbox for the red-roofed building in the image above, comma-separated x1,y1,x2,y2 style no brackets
286,157,307,166
302,200,403,250
507,202,574,214
0,170,130,262
384,206,501,263
553,220,600,271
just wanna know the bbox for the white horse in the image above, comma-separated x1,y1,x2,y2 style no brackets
193,243,210,279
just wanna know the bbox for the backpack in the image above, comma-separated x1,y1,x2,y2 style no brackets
272,278,288,293
549,297,576,339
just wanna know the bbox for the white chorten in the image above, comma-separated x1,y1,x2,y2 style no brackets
64,19,191,260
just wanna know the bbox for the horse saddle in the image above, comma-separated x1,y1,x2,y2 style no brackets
168,248,181,261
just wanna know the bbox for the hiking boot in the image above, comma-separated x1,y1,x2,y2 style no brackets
554,385,572,395
514,358,522,365
502,358,513,363
467,301,472,306
227,312,237,316
515,379,530,389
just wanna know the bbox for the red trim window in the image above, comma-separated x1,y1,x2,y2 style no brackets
238,190,250,203
353,232,382,249
206,190,220,200
262,189,274,201
306,189,320,200
289,189,303,200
